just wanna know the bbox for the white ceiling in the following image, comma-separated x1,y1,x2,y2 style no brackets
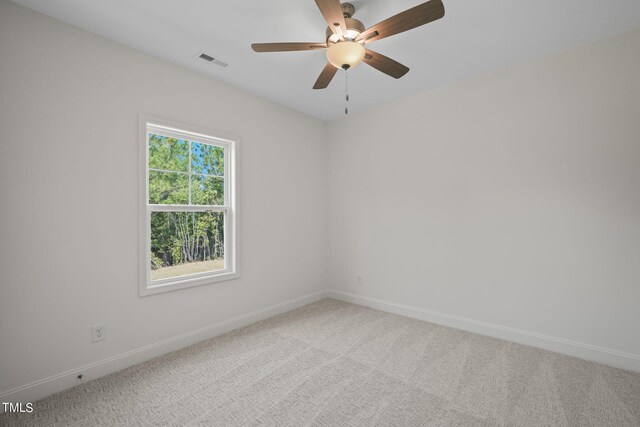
11,0,640,121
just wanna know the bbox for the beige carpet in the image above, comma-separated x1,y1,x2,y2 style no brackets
2,299,639,426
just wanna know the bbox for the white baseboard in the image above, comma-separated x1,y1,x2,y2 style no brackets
327,289,640,373
4,287,638,407
0,290,329,405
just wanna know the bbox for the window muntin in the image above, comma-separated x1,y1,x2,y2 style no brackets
140,118,237,296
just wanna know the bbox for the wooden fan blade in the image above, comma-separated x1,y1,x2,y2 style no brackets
314,0,347,35
357,0,445,44
313,63,338,89
252,42,327,52
363,49,409,79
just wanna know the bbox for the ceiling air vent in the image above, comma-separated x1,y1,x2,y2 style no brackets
197,52,228,68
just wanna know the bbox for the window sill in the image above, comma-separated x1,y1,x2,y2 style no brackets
139,271,240,297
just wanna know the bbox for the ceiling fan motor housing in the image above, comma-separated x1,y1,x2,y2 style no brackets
325,18,365,44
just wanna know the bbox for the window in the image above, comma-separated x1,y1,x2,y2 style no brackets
139,116,237,296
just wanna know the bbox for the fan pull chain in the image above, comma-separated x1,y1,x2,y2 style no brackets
345,69,349,115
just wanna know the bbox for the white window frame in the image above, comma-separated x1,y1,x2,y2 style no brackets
138,115,238,296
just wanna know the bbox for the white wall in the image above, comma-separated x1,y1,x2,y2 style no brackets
0,0,327,397
328,29,640,359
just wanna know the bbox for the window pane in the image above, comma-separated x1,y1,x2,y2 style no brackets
149,134,189,172
149,171,188,205
191,175,224,205
150,211,225,281
192,142,224,176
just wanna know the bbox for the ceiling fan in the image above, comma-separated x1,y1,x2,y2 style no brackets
251,0,445,89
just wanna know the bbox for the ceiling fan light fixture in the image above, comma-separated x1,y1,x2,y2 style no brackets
326,41,365,70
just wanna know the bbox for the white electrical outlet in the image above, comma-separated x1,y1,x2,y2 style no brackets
92,324,106,342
